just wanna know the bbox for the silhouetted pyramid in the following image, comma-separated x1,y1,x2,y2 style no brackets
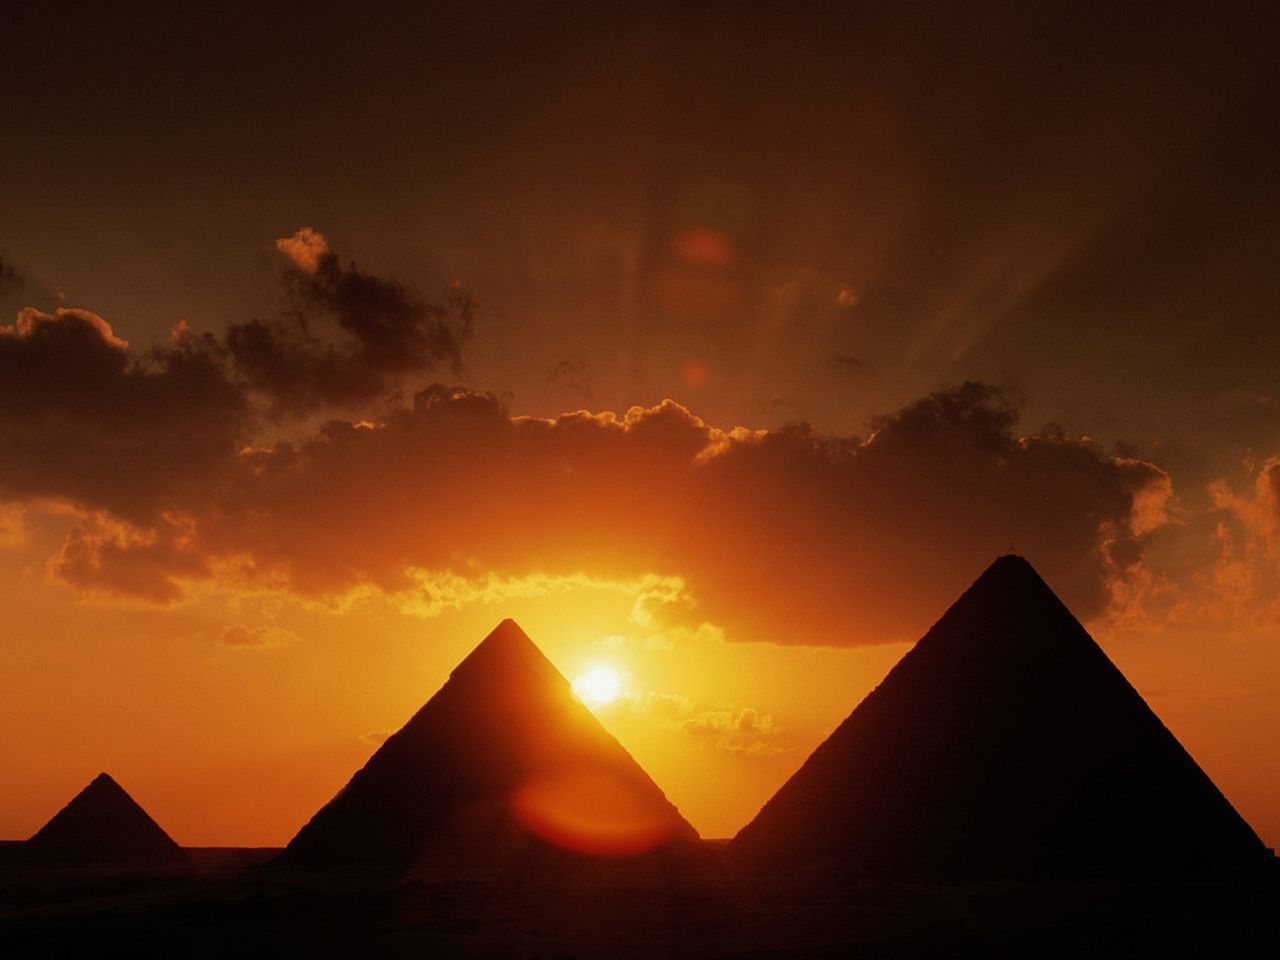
276,619,698,870
731,556,1271,880
24,773,187,866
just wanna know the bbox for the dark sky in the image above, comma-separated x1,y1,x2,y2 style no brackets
4,3,1276,465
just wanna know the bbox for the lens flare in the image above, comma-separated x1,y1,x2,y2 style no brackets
510,770,678,856
681,360,709,386
670,226,736,268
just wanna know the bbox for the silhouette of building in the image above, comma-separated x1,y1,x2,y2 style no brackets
24,772,187,866
276,619,697,871
732,555,1271,880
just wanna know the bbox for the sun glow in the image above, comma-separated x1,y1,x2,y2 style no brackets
572,665,621,706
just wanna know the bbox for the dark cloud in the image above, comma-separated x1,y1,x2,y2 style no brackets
827,354,864,372
1266,461,1280,512
295,251,472,375
225,229,475,417
0,258,20,298
0,229,479,529
0,282,1177,643
46,381,1171,646
224,316,385,416
546,359,593,400
50,514,211,604
0,308,247,521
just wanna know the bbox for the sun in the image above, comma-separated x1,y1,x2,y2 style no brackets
572,665,621,707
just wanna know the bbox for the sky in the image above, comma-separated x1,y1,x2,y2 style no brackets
2,3,1279,847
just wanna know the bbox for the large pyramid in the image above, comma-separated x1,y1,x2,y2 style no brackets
731,556,1271,880
24,773,188,866
276,619,698,870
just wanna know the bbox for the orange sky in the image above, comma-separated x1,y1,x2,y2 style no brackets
1,5,1278,853
0,406,1276,848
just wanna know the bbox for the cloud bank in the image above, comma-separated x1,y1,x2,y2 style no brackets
0,307,246,521
0,334,1172,644
2,229,1231,647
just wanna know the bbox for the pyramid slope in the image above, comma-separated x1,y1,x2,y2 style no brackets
277,619,698,870
732,556,1270,880
24,773,188,866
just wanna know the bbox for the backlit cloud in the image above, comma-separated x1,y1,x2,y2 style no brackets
226,228,475,416
682,706,788,756
0,502,24,547
30,380,1173,646
0,243,1205,647
0,307,247,521
217,623,299,649
274,226,330,275
49,513,211,605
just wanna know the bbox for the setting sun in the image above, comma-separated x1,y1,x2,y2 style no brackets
572,666,621,707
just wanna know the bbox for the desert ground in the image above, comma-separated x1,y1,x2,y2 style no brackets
2,843,1276,958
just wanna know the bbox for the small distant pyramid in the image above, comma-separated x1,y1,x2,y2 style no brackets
24,773,187,866
731,556,1271,880
276,619,698,870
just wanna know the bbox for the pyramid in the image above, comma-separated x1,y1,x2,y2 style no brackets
731,556,1271,880
276,619,698,870
24,773,188,866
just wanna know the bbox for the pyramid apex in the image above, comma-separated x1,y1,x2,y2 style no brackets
448,618,553,684
79,772,128,798
988,553,1036,571
477,617,535,649
968,554,1051,595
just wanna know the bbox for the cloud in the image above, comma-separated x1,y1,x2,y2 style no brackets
629,690,787,755
48,513,210,604
6,304,127,351
274,226,330,275
0,502,24,547
827,354,864,372
1221,458,1280,554
386,570,692,620
216,623,299,649
32,380,1173,646
639,691,695,718
681,706,789,755
1190,459,1280,627
0,280,1177,643
1093,456,1280,639
0,233,478,530
225,228,475,416
0,258,22,298
0,308,248,521
546,359,593,400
